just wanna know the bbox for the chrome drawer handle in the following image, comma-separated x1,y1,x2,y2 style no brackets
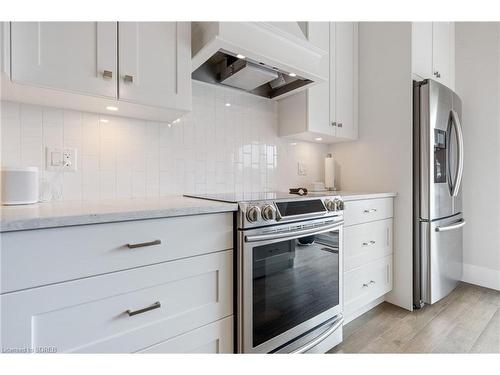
370,280,376,284
103,70,113,80
362,240,376,247
126,301,161,317
363,209,377,213
124,74,134,83
126,239,162,249
362,283,369,287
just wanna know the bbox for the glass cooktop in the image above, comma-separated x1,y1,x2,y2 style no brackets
184,191,336,203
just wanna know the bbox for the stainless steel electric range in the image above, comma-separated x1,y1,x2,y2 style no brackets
185,192,345,353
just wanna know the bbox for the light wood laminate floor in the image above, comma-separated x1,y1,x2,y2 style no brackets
330,282,500,353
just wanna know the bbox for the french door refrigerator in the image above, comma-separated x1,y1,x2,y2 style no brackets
413,79,465,309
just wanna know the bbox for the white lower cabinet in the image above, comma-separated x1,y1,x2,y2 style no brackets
137,317,233,353
344,255,393,317
342,197,395,323
1,250,232,353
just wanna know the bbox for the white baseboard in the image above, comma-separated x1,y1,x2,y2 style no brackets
344,296,386,324
462,263,500,291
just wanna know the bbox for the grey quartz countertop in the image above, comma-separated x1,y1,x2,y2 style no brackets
0,196,238,233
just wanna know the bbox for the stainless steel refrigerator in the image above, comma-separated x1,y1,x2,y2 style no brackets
413,79,465,309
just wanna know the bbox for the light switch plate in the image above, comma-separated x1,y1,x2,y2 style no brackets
297,162,307,176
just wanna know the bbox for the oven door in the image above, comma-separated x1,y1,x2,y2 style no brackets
237,217,343,353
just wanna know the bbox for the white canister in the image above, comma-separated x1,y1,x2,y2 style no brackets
1,167,39,205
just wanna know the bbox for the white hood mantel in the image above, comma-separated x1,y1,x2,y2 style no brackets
191,22,328,100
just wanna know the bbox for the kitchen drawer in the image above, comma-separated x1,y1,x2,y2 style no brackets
1,212,233,293
344,218,393,271
344,255,393,315
137,316,233,353
0,250,232,353
344,198,393,226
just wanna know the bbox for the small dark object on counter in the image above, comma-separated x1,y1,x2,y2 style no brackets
289,188,308,196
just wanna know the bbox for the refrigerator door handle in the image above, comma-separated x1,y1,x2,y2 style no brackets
450,110,464,197
435,219,466,232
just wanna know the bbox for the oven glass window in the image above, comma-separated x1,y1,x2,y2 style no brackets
252,230,340,348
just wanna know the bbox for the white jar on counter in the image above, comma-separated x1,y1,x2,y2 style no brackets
1,167,39,205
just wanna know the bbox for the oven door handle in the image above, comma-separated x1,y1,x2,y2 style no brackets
244,221,344,243
291,314,344,354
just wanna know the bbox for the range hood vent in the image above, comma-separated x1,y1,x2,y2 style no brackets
219,58,278,91
191,22,327,100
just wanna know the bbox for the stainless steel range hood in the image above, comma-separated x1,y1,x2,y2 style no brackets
191,22,327,100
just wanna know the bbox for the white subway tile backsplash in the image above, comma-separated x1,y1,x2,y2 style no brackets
1,82,328,201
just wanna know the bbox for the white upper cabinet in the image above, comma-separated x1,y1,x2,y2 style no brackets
278,22,358,144
10,22,117,98
2,22,192,122
332,22,358,140
118,22,191,110
412,22,455,90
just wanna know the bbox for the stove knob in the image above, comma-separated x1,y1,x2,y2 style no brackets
335,199,344,211
246,206,261,223
262,204,277,221
324,199,335,211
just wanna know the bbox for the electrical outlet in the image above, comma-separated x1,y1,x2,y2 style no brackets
62,148,77,171
46,147,77,172
297,162,307,176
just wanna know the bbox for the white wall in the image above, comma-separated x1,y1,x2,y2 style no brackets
455,23,500,290
1,81,328,201
330,22,414,310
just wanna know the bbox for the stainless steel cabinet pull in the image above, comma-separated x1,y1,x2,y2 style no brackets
434,71,441,78
363,208,377,213
126,239,162,249
337,122,343,128
103,70,113,80
370,240,376,245
331,121,337,127
362,283,369,287
126,301,161,317
362,240,376,247
369,280,376,284
124,75,134,83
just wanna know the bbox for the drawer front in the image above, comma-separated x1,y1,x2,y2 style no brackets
137,316,233,353
1,212,233,293
344,219,393,271
344,198,393,226
0,250,232,353
344,255,393,314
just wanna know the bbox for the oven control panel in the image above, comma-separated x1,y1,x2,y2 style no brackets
239,196,344,229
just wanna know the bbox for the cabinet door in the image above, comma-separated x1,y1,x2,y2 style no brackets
329,23,337,135
118,22,191,110
307,22,332,136
137,317,233,353
10,22,117,98
432,22,455,89
1,251,232,353
412,22,433,80
332,22,358,140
